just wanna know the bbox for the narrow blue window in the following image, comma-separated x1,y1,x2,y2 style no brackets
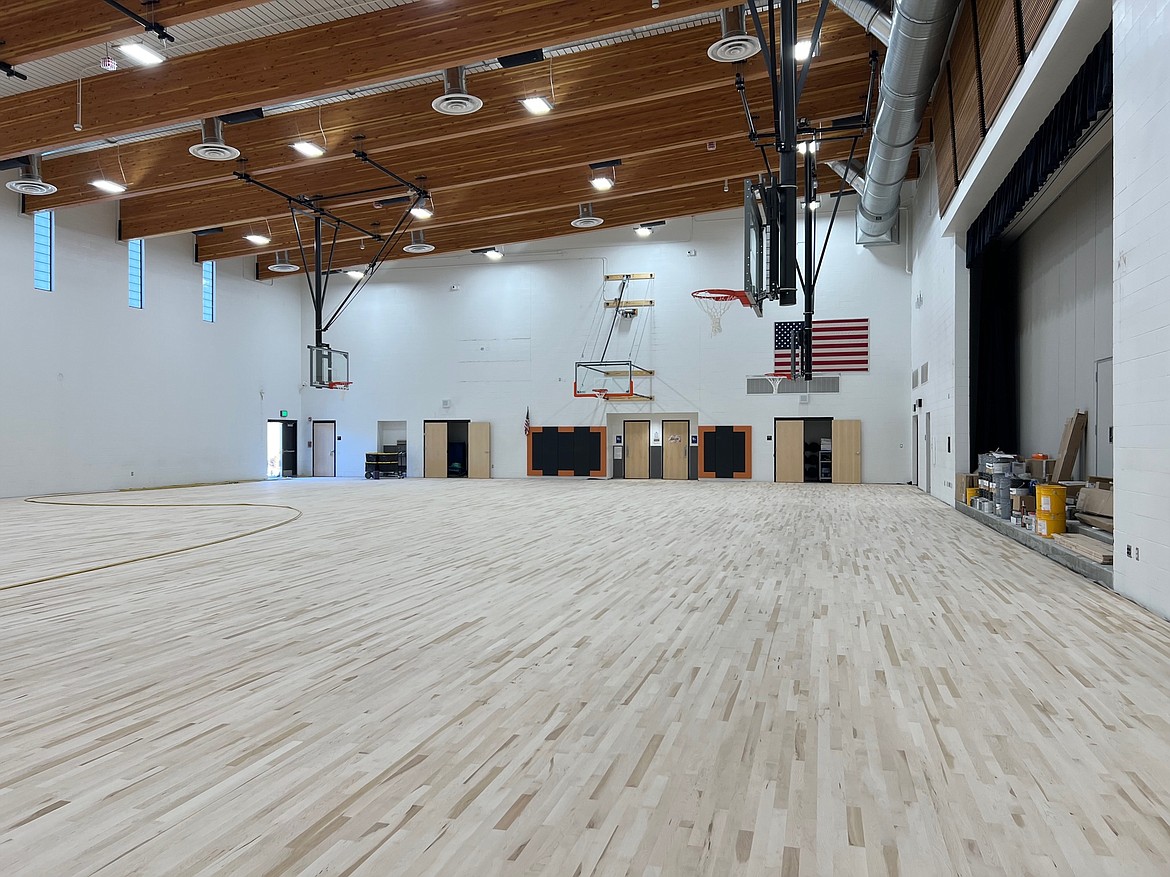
33,211,53,291
128,239,144,308
202,261,216,322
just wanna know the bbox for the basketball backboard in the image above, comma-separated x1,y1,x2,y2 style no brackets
309,345,350,389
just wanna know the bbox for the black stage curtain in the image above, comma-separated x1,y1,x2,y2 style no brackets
968,241,1020,470
965,27,1111,469
965,28,1112,266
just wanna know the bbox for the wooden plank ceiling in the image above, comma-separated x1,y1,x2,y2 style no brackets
5,0,922,271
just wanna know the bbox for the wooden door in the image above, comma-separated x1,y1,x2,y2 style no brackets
424,421,448,478
774,419,804,483
312,421,335,477
832,419,862,483
624,420,650,479
662,420,689,480
912,414,919,486
468,422,491,478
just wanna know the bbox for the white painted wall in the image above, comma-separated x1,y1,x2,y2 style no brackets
299,207,912,482
0,186,303,497
1112,0,1170,617
1016,148,1113,471
910,152,971,504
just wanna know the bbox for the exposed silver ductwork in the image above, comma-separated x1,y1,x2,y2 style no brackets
708,6,762,62
825,158,867,195
189,117,240,161
4,153,57,196
830,0,893,46
855,0,961,241
432,67,484,116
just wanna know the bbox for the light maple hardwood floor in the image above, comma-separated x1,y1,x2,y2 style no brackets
2,479,1169,877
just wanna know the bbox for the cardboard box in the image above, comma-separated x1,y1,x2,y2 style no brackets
1026,459,1056,481
1076,485,1114,518
1011,495,1036,513
955,473,979,503
1087,476,1113,490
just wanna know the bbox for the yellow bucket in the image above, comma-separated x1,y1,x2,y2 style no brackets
1035,515,1066,538
966,487,979,505
1035,484,1067,538
1036,484,1067,514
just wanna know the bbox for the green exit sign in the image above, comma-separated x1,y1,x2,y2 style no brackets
280,410,288,418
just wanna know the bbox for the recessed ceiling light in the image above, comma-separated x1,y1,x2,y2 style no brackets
244,233,271,245
291,140,325,158
90,178,126,194
795,40,813,62
410,197,434,220
116,42,165,67
588,159,621,192
521,96,554,115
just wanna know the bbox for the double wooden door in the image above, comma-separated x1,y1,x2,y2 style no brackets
773,418,862,483
424,421,492,478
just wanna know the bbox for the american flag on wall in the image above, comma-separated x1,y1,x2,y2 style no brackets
773,318,870,376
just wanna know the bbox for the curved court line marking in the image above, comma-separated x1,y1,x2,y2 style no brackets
1,494,303,593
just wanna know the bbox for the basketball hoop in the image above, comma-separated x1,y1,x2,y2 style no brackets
591,388,609,400
325,381,353,390
691,289,740,335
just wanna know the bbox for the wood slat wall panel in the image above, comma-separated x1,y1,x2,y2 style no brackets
1021,0,1059,53
978,0,1024,127
933,68,959,214
949,2,984,179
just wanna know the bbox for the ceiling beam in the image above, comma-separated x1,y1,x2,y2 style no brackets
204,144,770,261
0,0,739,161
0,0,270,66
200,136,871,261
257,182,751,277
116,44,882,237
35,10,876,211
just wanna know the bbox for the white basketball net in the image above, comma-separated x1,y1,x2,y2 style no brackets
693,295,735,335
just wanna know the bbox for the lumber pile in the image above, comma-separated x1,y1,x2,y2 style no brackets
1052,410,1088,482
1052,533,1113,565
1075,484,1114,533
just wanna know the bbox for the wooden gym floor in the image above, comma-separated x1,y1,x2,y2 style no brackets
2,479,1170,876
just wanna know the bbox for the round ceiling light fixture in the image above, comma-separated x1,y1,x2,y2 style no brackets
403,230,436,254
189,117,241,161
707,5,762,63
570,203,605,229
268,250,300,273
5,154,57,196
432,67,484,116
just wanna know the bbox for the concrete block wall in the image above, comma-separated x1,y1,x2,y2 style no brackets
1112,0,1170,616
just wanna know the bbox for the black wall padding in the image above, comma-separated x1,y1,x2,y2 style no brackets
969,240,1020,469
530,428,602,476
965,27,1112,266
704,426,747,478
